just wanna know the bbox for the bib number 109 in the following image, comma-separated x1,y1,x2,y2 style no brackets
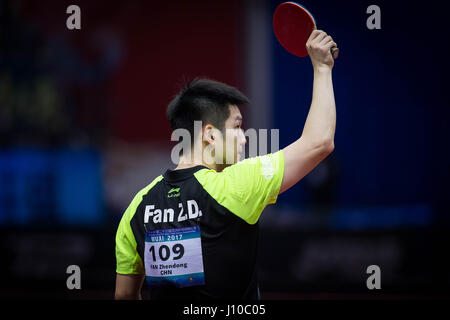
148,243,184,261
144,226,205,288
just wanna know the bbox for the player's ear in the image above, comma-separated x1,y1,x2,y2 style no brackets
203,125,224,147
203,124,215,146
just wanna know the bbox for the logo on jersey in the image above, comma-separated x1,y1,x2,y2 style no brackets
144,200,202,224
168,187,180,198
260,155,274,179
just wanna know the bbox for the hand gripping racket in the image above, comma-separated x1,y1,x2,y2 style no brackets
273,2,339,59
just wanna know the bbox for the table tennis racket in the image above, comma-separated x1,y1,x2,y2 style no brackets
273,2,339,59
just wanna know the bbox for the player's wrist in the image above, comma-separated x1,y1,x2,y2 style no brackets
313,64,333,74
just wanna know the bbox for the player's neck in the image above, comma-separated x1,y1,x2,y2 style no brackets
176,152,218,171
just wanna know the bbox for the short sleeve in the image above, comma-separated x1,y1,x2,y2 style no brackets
115,213,144,274
194,150,285,224
115,175,163,274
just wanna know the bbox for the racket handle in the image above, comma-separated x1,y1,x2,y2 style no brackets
331,47,339,59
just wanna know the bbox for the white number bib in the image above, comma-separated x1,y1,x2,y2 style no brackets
144,226,205,288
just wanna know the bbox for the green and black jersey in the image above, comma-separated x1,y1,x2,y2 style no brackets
115,150,284,299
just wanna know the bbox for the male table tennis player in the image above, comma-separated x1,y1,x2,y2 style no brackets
115,30,337,300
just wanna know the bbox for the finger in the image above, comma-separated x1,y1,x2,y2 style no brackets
331,47,339,59
326,41,339,59
319,35,333,46
309,30,327,43
308,29,322,41
324,40,337,51
312,31,328,44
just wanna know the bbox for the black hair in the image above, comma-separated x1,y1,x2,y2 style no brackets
166,78,249,145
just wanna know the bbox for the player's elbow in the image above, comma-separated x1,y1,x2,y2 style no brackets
114,292,127,300
115,285,141,300
321,139,335,155
115,290,140,300
312,138,334,156
301,134,334,155
114,288,128,300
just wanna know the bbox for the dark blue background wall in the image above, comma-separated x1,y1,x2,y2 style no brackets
272,0,448,225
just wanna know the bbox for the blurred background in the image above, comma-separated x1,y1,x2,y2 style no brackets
0,0,449,299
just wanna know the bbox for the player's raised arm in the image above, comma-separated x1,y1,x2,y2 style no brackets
280,30,337,194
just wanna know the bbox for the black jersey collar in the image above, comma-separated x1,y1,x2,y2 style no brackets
163,165,210,182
